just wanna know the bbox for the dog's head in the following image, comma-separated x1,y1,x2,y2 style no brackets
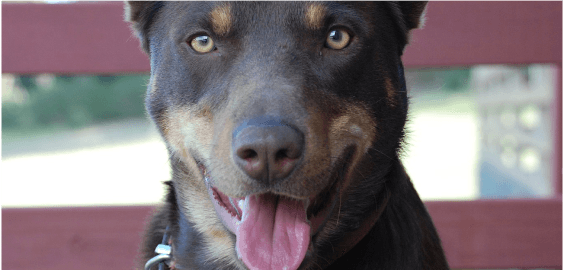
126,2,426,269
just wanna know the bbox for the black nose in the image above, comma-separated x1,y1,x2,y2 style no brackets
232,117,304,183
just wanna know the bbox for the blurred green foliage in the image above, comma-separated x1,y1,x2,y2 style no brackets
2,69,471,132
413,68,471,92
441,69,471,91
2,75,149,131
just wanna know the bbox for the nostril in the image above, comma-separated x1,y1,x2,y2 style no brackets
235,146,266,181
239,148,258,160
275,149,288,161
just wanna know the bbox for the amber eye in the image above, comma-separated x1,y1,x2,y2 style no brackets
189,35,216,53
326,29,351,50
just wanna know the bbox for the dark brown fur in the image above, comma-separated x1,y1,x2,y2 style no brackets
126,2,448,269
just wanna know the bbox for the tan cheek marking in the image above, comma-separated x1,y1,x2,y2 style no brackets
328,103,377,193
305,3,327,30
210,3,232,36
329,115,351,136
159,109,184,155
324,103,377,224
329,103,376,156
196,104,213,119
159,106,215,164
186,106,214,162
385,76,397,108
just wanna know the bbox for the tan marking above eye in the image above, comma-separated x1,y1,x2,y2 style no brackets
305,3,327,30
190,35,215,53
326,29,351,50
210,3,232,36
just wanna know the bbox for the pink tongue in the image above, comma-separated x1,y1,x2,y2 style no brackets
236,194,310,270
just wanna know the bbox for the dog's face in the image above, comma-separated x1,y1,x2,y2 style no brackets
127,2,426,269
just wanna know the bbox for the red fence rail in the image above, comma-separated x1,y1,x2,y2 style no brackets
3,200,562,270
2,2,561,74
2,2,562,270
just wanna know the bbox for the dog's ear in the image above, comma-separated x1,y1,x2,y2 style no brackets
396,1,428,31
387,2,428,53
124,1,164,55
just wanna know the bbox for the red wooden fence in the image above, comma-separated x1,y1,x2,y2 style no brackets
2,2,562,269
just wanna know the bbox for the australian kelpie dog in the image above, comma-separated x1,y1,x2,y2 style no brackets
126,1,448,269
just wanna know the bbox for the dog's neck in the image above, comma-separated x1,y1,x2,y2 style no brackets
318,189,392,269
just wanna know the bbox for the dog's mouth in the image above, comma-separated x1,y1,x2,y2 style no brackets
198,162,309,270
196,146,352,270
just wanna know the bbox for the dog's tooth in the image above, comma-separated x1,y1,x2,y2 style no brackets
240,198,250,222
204,176,212,190
228,197,241,218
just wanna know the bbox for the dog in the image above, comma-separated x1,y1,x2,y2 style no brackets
125,1,448,269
